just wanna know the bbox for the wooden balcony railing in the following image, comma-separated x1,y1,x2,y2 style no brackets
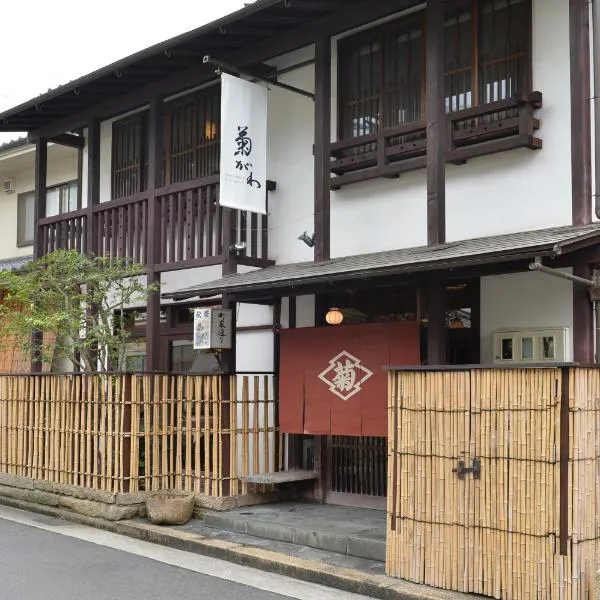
330,91,543,189
37,175,272,271
95,192,149,263
39,209,88,255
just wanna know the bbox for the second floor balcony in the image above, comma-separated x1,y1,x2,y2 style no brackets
37,174,273,271
35,88,273,271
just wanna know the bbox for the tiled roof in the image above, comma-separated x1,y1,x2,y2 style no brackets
0,137,28,153
0,255,32,272
164,223,600,300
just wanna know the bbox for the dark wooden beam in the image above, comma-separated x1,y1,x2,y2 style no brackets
427,280,446,366
76,129,83,210
314,34,331,262
48,132,85,149
30,0,420,140
85,120,100,256
426,0,446,245
570,0,592,225
573,263,594,362
235,255,275,268
33,139,48,261
145,96,164,373
31,138,48,373
288,296,297,329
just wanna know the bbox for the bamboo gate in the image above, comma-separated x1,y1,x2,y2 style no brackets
387,367,600,600
0,373,281,497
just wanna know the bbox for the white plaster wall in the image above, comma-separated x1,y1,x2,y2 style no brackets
266,46,316,265
160,265,222,300
236,330,274,372
480,270,574,363
0,145,78,259
99,118,113,204
330,172,428,257
237,303,272,328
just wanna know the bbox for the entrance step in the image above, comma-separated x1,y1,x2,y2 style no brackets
203,501,386,562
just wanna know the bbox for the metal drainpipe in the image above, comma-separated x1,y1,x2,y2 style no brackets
593,0,600,217
530,262,600,364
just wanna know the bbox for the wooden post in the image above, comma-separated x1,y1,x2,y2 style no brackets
570,0,592,225
31,138,48,372
427,280,446,365
426,0,446,245
285,296,303,471
33,139,48,261
86,120,100,256
121,374,132,493
145,96,164,373
83,120,101,372
218,201,239,495
76,129,84,211
573,263,594,363
272,299,282,473
314,34,331,262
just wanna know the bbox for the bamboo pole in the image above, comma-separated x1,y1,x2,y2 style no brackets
185,377,192,491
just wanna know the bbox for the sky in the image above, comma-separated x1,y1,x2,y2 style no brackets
0,0,247,143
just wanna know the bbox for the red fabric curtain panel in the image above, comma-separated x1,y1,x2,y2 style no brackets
279,321,420,436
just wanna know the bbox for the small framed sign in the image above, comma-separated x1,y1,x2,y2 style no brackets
193,308,233,350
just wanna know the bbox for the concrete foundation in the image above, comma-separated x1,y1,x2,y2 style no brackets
0,474,297,521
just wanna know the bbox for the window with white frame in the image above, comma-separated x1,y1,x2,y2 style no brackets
46,181,79,217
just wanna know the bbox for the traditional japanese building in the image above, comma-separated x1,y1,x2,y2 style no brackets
0,0,597,514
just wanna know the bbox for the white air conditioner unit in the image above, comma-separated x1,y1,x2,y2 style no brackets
2,178,15,194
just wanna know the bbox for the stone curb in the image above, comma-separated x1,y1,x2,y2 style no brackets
0,495,481,600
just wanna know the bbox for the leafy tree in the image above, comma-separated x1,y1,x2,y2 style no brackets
0,250,159,373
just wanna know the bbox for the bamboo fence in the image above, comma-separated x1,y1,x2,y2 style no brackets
387,367,600,600
0,373,280,497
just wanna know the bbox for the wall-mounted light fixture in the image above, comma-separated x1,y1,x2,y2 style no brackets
229,242,247,256
298,231,315,248
325,307,344,326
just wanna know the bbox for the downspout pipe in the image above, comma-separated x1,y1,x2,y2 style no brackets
593,0,600,217
529,261,600,364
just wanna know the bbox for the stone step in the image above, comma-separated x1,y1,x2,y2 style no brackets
203,504,386,562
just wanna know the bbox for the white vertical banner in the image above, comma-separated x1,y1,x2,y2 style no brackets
219,73,268,214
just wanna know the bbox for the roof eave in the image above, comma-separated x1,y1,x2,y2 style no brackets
0,0,284,128
164,245,562,301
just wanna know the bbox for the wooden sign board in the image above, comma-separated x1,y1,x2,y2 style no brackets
279,321,420,437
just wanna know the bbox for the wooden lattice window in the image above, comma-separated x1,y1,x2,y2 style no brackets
164,87,220,185
338,16,425,141
337,0,531,141
111,112,148,200
445,0,531,112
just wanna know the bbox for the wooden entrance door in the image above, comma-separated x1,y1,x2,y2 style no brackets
387,369,561,599
326,435,387,509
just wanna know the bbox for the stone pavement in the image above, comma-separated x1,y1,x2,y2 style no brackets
172,503,386,576
195,502,387,562
0,494,485,600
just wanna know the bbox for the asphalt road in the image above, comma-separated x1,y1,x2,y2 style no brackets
0,505,371,600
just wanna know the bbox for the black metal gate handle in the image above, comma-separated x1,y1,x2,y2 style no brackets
452,458,481,480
